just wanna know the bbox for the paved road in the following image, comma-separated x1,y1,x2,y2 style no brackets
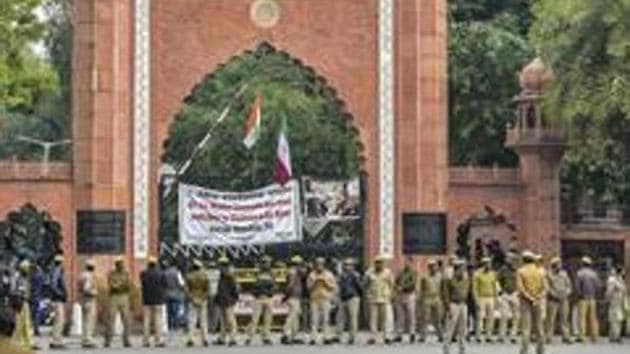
36,336,630,354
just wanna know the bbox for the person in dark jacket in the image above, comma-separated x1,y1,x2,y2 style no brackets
214,256,239,346
335,258,363,344
246,256,276,345
163,261,185,330
49,254,67,349
28,264,45,337
141,257,166,347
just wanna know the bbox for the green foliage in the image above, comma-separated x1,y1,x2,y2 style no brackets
531,0,630,207
449,0,533,34
160,45,361,245
163,45,361,191
449,5,532,166
0,0,72,160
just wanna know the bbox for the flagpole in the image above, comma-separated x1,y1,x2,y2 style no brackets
176,83,249,177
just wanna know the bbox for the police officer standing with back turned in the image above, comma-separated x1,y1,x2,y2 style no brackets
214,255,239,346
186,259,210,347
105,256,132,348
517,250,547,354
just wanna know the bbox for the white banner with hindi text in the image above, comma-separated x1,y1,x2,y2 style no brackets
178,181,301,246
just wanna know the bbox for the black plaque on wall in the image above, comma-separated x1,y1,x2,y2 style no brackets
76,210,125,254
402,213,446,255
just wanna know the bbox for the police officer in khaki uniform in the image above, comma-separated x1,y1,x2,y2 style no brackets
105,256,132,348
247,256,276,345
307,257,337,345
442,259,470,354
366,256,394,345
473,257,498,343
186,259,210,347
78,259,98,348
497,253,520,343
545,257,572,344
394,257,417,343
419,260,444,342
282,255,304,344
517,250,547,354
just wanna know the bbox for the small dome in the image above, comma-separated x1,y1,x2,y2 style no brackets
519,57,552,92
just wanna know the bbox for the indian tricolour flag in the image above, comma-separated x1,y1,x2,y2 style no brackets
243,95,262,149
274,118,292,185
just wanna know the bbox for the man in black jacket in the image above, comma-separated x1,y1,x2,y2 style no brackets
49,254,67,350
141,257,166,347
214,256,239,346
335,258,363,344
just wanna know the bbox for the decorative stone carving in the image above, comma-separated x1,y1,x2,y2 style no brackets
133,0,151,259
250,0,281,29
378,0,395,259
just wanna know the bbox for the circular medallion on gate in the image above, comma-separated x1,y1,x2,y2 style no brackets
250,0,281,29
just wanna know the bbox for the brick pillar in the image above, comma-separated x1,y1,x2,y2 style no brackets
72,0,134,286
393,0,448,268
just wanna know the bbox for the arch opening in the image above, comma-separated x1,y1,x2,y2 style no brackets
159,43,366,264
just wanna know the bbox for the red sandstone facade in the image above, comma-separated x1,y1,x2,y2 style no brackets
0,0,628,295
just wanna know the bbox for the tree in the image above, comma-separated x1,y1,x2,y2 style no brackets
160,44,362,244
163,44,361,190
0,0,72,160
0,0,58,111
449,11,532,166
530,0,630,213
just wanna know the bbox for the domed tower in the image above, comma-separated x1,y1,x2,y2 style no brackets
506,58,566,254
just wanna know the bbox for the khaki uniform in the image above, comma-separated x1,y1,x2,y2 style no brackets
283,267,303,341
517,263,547,354
78,270,98,346
497,265,519,341
307,269,336,343
395,267,417,338
442,274,470,354
367,268,394,342
186,269,210,345
420,273,444,341
473,269,498,341
12,273,34,350
0,336,34,354
545,269,572,342
105,269,132,346
606,274,626,341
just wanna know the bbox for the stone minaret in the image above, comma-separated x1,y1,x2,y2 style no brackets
506,58,566,256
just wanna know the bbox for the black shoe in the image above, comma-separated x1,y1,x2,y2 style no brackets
485,338,494,343
203,340,210,347
214,339,226,346
228,340,238,347
245,339,252,346
330,337,341,344
562,338,573,344
123,342,132,348
309,340,317,346
186,340,195,347
143,342,151,348
156,342,166,348
103,342,110,348
281,336,291,345
418,337,426,343
347,338,355,345
409,334,416,343
385,338,392,345
50,343,68,350
367,339,376,345
393,336,403,343
292,339,305,345
263,339,273,345
510,338,518,344
496,338,505,344
81,343,98,349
